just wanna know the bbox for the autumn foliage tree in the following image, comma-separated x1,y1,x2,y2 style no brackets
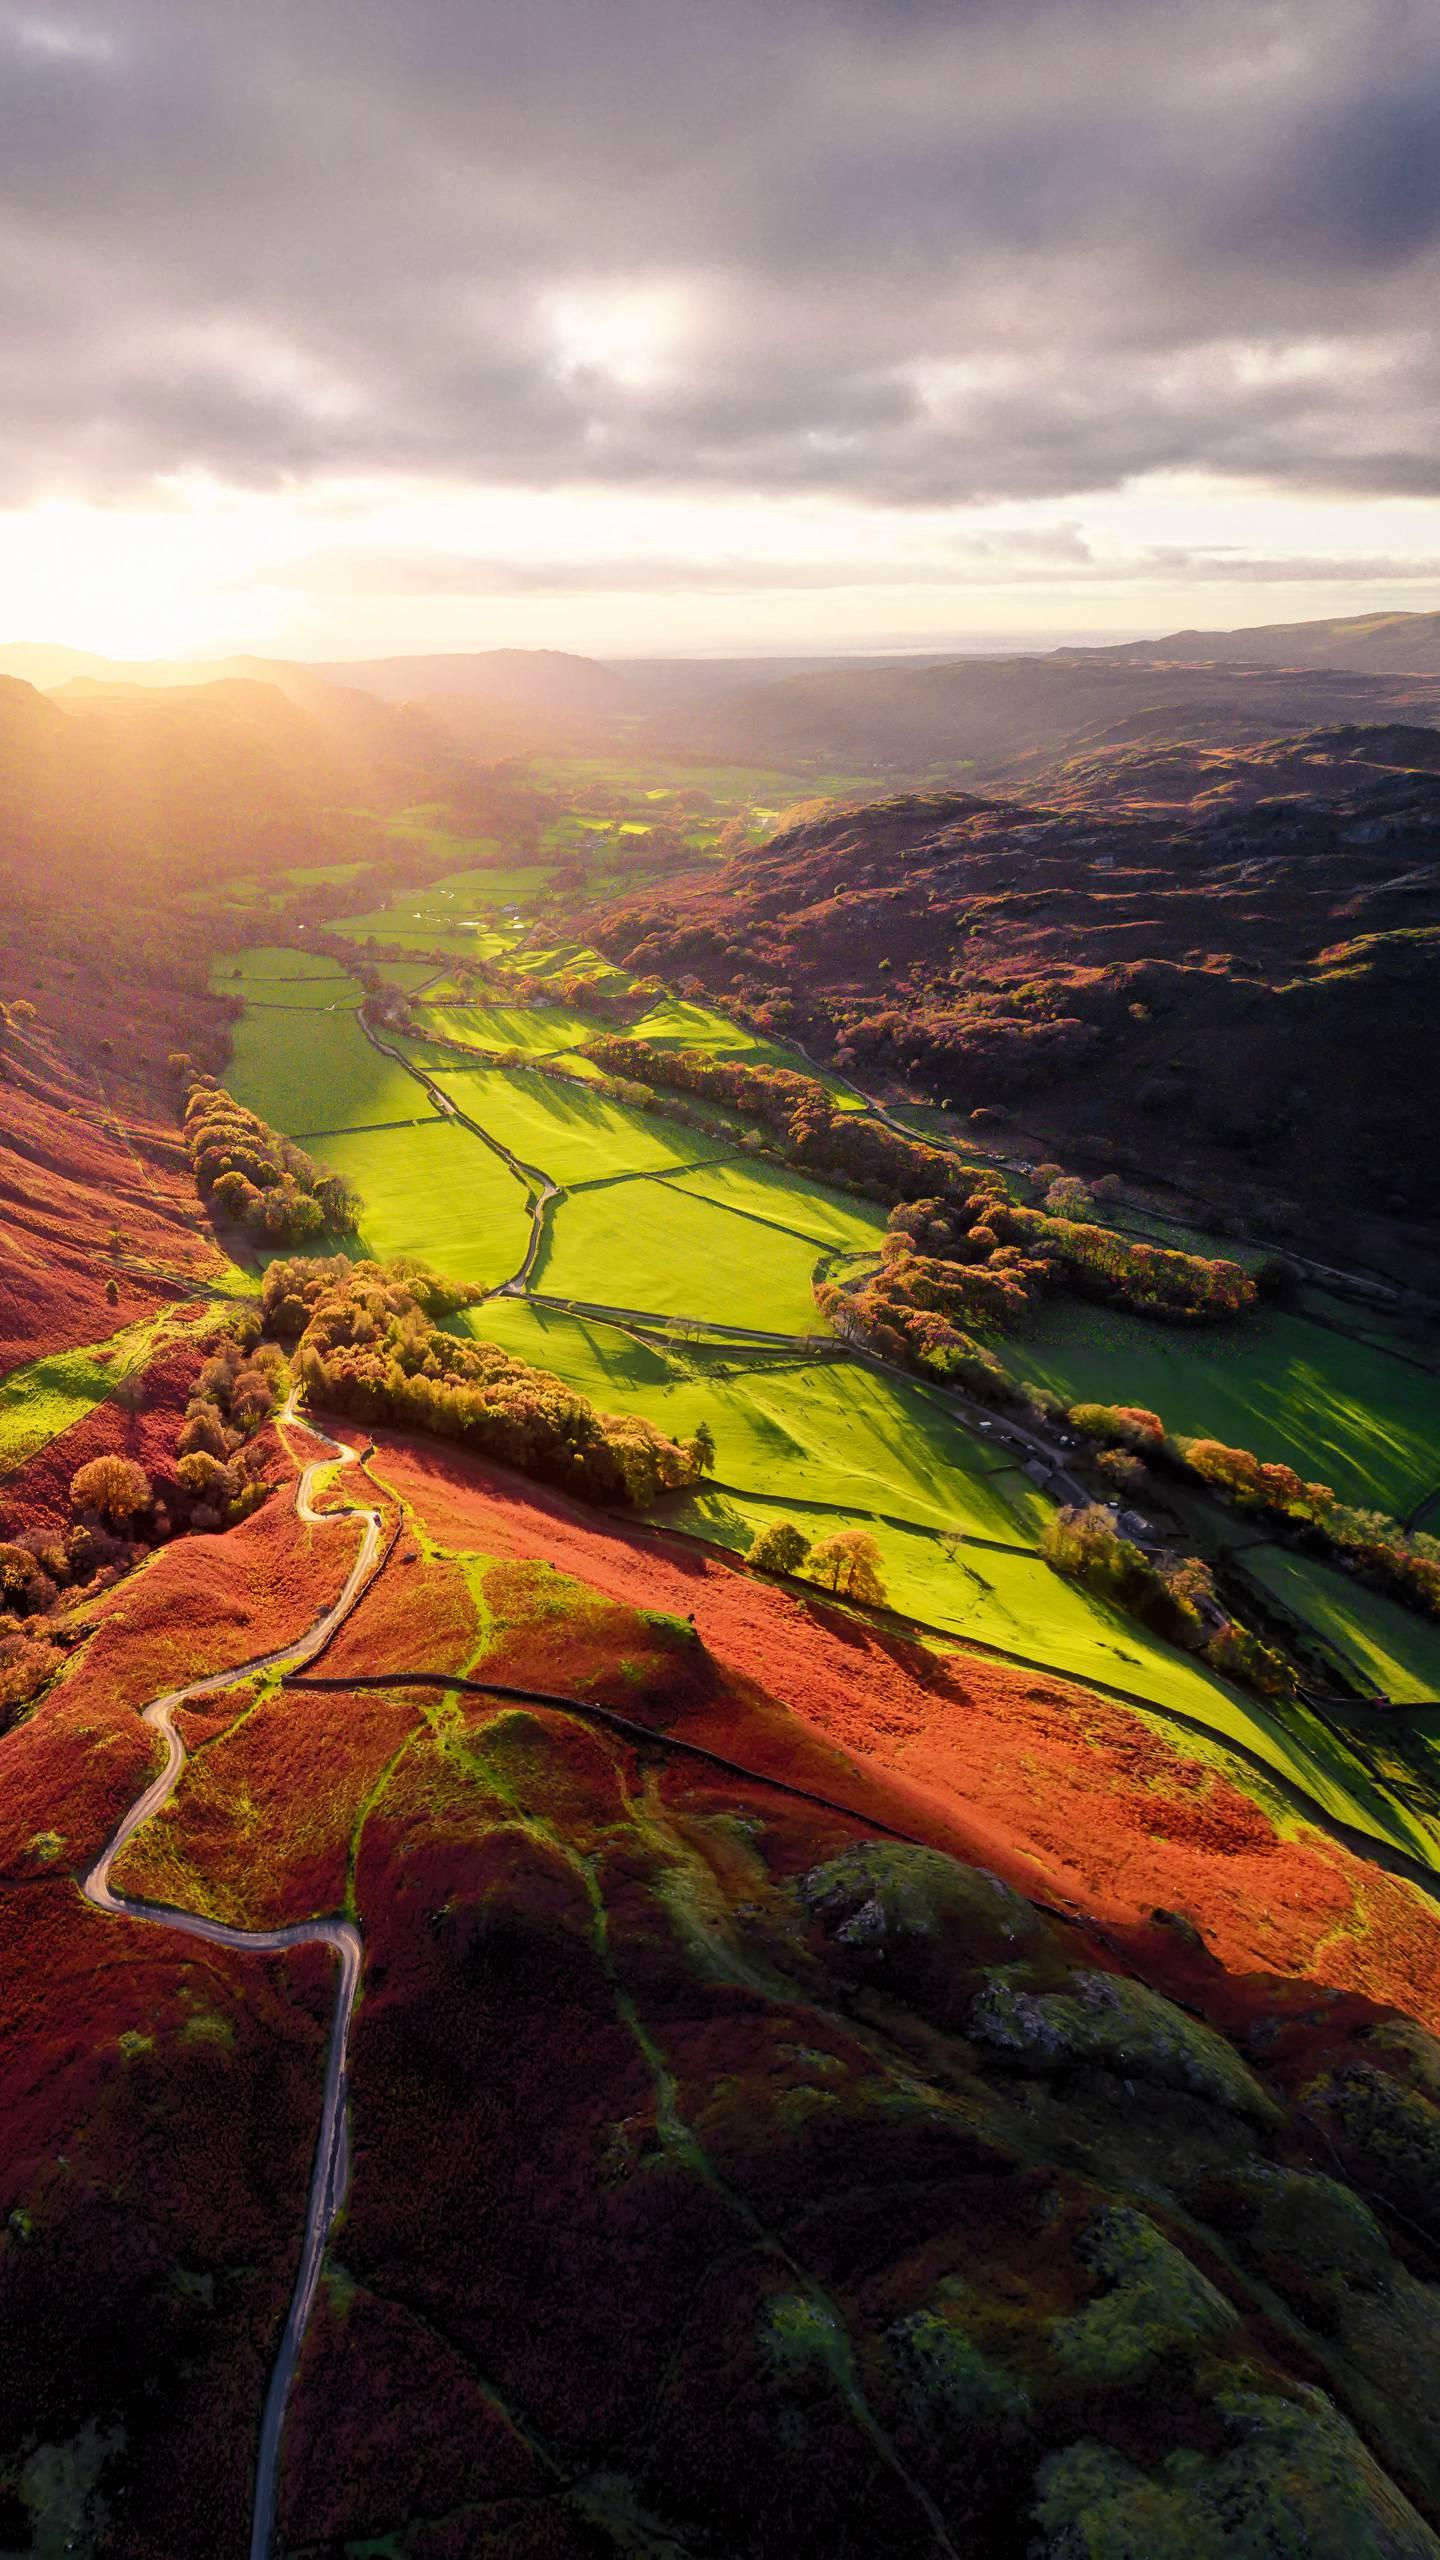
183,1085,362,1245
808,1529,887,1604
264,1254,705,1511
69,1454,151,1523
747,1520,812,1576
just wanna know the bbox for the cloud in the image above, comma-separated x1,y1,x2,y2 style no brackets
1,0,1439,513
259,523,1097,596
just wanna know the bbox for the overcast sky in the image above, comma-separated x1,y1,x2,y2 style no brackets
4,0,1440,658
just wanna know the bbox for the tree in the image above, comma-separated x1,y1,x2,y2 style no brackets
69,1455,151,1523
314,1171,364,1232
687,1419,717,1476
808,1530,886,1604
177,1450,237,1506
178,1402,232,1460
748,1520,811,1577
104,1276,120,1306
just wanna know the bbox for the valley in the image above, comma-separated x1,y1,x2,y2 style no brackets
5,622,1440,2558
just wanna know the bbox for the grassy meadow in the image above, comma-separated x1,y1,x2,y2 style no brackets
226,1004,435,1138
1240,1545,1440,1706
310,1119,534,1293
661,1154,889,1252
1009,1296,1440,1515
422,1062,729,1184
536,1179,832,1333
421,995,607,1056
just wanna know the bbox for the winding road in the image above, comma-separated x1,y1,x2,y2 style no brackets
80,1392,385,2560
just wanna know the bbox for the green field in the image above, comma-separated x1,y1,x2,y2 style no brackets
1240,1546,1440,1706
419,996,608,1056
330,913,490,958
424,1063,728,1184
462,1297,1045,1540
312,1119,534,1293
661,1155,889,1253
385,814,503,866
518,753,878,803
226,1006,434,1138
455,1296,1434,1857
1009,1298,1440,1514
373,960,444,991
213,945,349,987
278,861,373,888
214,948,364,1012
622,994,867,1105
425,862,559,907
506,935,631,990
536,1180,831,1334
1,1310,188,1476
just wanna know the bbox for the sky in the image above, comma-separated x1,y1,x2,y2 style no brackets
4,0,1440,662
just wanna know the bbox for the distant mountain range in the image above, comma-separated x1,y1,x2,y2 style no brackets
1074,608,1440,674
4,607,1440,892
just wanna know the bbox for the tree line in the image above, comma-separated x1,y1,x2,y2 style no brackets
1067,1401,1440,1631
264,1254,714,1510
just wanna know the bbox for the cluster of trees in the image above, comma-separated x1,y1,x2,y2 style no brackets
1041,1505,1295,1698
997,1205,1255,1324
264,1254,714,1509
182,1082,362,1244
747,1519,888,1604
1068,1402,1440,1628
0,1316,288,1716
172,1319,288,1530
584,1037,968,1205
836,999,1104,1100
588,1043,1255,1334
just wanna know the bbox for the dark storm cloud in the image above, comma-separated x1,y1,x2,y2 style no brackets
2,0,1439,506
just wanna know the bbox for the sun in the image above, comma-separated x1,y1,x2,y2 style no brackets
0,490,269,661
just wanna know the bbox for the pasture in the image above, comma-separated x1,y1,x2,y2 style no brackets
623,994,869,1104
225,1005,434,1138
1009,1297,1440,1515
455,1296,1429,1858
213,945,347,986
536,1180,831,1334
420,996,607,1056
313,1119,534,1293
424,1063,729,1184
460,1298,1046,1542
661,1154,889,1252
1241,1546,1440,1707
214,948,364,1011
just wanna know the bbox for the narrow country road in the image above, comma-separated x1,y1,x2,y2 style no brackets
80,1391,385,2560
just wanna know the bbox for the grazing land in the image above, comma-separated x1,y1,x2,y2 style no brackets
422,1059,729,1182
303,1118,534,1293
420,992,606,1054
660,1152,891,1251
536,1175,835,1333
226,999,436,1138
1242,1544,1440,1705
1010,1295,1440,1513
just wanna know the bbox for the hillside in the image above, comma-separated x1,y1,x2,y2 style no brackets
0,672,489,894
686,655,1440,780
1083,609,1440,675
585,732,1440,1271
